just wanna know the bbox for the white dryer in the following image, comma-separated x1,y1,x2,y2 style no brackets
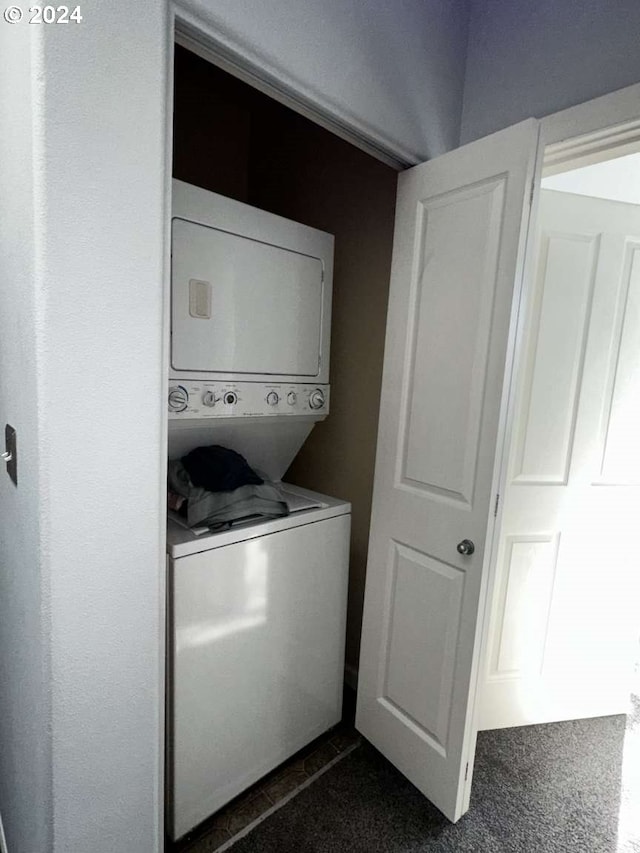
168,180,334,426
170,179,333,387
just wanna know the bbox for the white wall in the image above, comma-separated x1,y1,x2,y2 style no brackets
179,0,470,162
41,4,168,849
460,0,640,144
542,153,640,206
1,2,168,850
0,23,53,853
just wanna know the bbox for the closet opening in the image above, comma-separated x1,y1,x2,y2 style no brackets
166,41,398,850
476,138,640,850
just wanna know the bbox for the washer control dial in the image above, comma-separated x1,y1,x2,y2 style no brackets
308,389,325,410
168,385,188,413
168,383,328,418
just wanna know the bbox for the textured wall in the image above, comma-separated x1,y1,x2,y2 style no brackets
461,0,640,143
31,3,167,850
179,0,470,162
0,22,53,853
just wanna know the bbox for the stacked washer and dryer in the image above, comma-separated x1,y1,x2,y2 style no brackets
166,180,351,840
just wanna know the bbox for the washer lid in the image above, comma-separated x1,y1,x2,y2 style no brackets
166,483,351,559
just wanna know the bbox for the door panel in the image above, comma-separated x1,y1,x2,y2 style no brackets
382,543,464,751
402,178,505,504
599,240,640,483
514,232,598,483
479,190,640,730
357,119,540,822
490,534,558,678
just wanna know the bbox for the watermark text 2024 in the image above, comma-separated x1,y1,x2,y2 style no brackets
3,6,83,23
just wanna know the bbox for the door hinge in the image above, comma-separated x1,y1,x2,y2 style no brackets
464,762,469,782
493,493,500,517
529,179,536,206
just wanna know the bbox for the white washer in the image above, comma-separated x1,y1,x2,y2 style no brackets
167,485,350,840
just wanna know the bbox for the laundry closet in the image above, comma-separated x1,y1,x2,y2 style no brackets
166,44,397,841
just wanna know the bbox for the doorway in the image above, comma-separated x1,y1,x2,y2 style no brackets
478,139,640,724
479,146,640,732
168,40,399,851
472,142,640,853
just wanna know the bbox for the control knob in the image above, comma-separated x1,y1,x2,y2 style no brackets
266,391,279,406
168,385,188,413
224,391,237,405
202,390,216,407
308,389,325,410
287,391,297,406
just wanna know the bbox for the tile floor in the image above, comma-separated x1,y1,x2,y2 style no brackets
170,719,360,853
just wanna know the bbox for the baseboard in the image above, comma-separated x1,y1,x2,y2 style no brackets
344,663,358,692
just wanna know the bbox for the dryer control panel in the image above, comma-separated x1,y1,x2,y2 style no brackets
168,381,329,420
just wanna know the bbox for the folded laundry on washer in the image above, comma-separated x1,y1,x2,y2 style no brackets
181,444,263,492
168,458,288,529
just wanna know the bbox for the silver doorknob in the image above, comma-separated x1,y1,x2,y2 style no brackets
457,539,475,556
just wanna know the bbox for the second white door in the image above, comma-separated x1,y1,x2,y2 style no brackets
479,189,640,730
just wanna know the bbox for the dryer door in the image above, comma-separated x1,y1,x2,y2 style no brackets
171,217,324,377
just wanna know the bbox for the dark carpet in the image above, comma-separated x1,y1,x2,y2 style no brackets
230,696,640,852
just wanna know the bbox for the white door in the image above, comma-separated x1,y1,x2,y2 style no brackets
356,119,540,822
479,189,640,730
